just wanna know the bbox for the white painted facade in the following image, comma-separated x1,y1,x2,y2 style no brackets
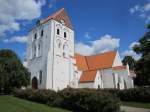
77,53,134,89
26,17,75,90
26,9,134,91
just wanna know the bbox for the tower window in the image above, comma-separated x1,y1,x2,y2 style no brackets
33,45,36,58
64,32,67,38
39,71,42,84
57,29,60,35
41,30,44,37
34,33,37,40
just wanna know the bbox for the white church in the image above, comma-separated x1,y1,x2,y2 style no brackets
26,8,135,91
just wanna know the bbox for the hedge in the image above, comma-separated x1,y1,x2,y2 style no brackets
101,86,150,103
14,88,120,112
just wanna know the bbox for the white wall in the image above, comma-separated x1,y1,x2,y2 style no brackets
46,20,74,91
26,21,52,89
112,51,123,67
79,82,94,88
94,71,103,88
100,69,115,88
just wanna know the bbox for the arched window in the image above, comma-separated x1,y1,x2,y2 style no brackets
32,43,36,58
57,29,60,35
56,39,61,48
64,32,67,38
63,44,68,57
39,71,42,84
34,33,37,40
38,41,42,57
41,30,44,37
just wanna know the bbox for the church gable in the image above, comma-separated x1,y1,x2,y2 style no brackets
41,8,73,29
112,51,123,67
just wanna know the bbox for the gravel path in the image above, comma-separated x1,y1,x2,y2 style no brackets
121,106,150,112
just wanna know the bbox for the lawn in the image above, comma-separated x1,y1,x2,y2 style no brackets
0,95,70,112
122,101,150,109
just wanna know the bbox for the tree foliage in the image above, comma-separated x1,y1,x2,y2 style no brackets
122,56,136,70
133,27,150,86
0,49,30,93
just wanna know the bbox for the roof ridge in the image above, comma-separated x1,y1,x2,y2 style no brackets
86,51,117,57
85,56,90,70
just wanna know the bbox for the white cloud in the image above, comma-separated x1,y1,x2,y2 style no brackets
75,34,120,56
129,2,150,22
84,32,91,39
0,0,45,36
121,42,141,60
129,42,140,49
3,36,27,43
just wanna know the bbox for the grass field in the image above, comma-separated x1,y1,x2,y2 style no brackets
122,101,150,109
0,95,70,112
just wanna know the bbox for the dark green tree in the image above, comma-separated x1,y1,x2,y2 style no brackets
0,49,30,93
122,56,136,70
133,25,150,86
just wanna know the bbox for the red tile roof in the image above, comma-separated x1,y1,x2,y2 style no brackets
75,54,88,71
41,8,73,29
75,51,117,71
79,70,97,83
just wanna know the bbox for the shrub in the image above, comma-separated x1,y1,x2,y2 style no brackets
58,88,120,112
14,89,34,99
28,89,57,105
101,87,150,103
118,87,150,103
14,88,121,112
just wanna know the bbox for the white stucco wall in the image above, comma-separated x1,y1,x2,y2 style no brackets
46,20,74,91
27,19,74,91
26,21,52,89
79,82,94,88
112,51,122,67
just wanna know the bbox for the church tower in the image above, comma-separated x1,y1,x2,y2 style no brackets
26,8,75,90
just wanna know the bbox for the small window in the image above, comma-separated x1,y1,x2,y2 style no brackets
64,32,67,38
39,71,42,84
58,42,61,48
33,45,36,58
41,30,44,37
63,52,65,57
57,29,60,35
34,33,37,40
63,44,65,50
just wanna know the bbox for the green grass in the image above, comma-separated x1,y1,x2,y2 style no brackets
122,101,150,109
0,95,70,112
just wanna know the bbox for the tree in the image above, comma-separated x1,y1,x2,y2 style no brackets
133,26,150,86
0,49,30,93
122,56,136,70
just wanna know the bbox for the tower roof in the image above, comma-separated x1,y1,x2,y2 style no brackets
41,8,73,29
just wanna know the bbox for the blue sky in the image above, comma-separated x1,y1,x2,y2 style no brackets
0,0,149,61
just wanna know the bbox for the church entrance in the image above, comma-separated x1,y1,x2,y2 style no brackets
32,77,38,89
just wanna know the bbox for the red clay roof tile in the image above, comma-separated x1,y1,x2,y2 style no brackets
79,70,97,83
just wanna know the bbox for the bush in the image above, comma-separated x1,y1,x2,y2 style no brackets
14,88,121,112
118,87,150,103
101,87,150,103
14,89,57,105
58,88,120,112
14,89,34,99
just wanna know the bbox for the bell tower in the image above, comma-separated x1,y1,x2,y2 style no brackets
45,8,75,90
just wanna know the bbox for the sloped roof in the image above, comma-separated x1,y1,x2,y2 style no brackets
41,8,73,29
75,54,88,71
112,66,126,70
75,51,117,71
79,70,97,83
86,51,117,70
